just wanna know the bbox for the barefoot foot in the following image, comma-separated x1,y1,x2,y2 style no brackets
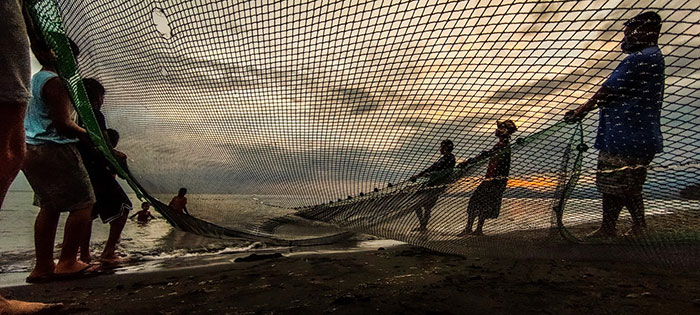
0,297,62,315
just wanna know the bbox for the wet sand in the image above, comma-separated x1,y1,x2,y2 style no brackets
2,244,699,315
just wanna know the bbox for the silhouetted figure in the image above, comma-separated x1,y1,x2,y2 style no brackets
130,202,156,223
0,0,63,311
458,120,517,236
410,140,456,232
22,30,102,282
169,187,190,215
565,12,664,238
77,78,133,265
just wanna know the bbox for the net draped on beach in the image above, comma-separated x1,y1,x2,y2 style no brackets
27,0,699,261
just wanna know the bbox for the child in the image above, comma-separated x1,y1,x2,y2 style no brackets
22,36,98,281
458,120,517,236
76,78,132,265
169,187,189,215
130,202,156,223
410,139,456,232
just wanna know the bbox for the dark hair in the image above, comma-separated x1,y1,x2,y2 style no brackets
625,12,662,33
82,78,105,107
68,38,80,57
178,187,188,195
440,139,454,152
105,128,119,147
31,36,80,67
141,202,150,208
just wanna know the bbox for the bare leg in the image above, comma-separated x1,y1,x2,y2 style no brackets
55,206,92,274
421,206,432,230
457,214,476,236
466,214,476,233
100,214,127,264
30,207,60,279
412,205,424,230
472,217,486,236
418,192,440,231
0,295,62,315
600,193,624,234
79,219,94,263
624,193,647,234
0,102,26,205
588,194,623,237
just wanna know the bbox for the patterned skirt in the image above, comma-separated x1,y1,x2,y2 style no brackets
466,179,507,219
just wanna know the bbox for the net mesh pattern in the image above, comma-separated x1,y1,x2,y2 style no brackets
27,0,700,262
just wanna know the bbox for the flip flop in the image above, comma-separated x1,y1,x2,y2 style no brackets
25,273,56,284
99,256,128,267
53,264,105,281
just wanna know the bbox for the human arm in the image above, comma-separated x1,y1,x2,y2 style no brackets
129,212,139,220
565,54,642,123
564,85,613,123
43,78,89,141
412,155,454,181
183,206,189,215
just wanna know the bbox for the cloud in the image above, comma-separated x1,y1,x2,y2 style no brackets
56,0,700,205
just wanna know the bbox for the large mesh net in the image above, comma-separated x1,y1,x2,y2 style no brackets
27,0,699,263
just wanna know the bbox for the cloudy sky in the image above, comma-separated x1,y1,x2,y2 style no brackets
28,0,698,205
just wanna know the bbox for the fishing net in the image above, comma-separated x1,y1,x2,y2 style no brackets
27,0,700,263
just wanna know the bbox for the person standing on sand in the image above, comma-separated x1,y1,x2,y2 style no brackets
410,140,456,232
21,24,101,282
130,202,156,223
564,12,665,238
77,78,133,265
169,188,190,215
0,1,62,313
458,120,517,236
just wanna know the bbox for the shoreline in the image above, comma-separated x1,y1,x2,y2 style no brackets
2,244,699,314
0,238,404,288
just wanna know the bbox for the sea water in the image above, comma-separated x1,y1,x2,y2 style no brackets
0,191,255,284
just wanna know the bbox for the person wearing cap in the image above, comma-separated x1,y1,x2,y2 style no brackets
458,120,517,236
564,12,665,238
409,139,456,232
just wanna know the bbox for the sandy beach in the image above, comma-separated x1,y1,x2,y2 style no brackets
2,242,699,315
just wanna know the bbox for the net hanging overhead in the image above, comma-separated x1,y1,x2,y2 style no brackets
28,0,700,263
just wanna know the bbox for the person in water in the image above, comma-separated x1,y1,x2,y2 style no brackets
458,120,517,236
76,78,132,265
130,202,156,223
0,1,63,311
169,187,190,215
410,139,456,232
565,12,664,238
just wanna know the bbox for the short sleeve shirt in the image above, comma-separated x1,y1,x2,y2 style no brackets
595,46,664,158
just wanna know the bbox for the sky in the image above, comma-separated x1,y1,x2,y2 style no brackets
12,0,697,204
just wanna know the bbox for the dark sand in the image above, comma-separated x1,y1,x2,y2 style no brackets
2,244,700,315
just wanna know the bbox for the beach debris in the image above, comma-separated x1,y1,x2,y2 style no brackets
234,252,283,262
